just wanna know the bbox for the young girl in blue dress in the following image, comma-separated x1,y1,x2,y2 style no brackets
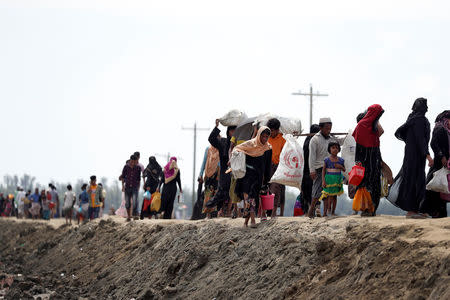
320,142,345,216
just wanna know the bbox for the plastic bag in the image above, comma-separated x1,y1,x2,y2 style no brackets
352,187,374,212
178,193,184,203
341,129,356,180
150,192,161,212
237,200,244,209
293,194,304,216
230,150,246,179
219,109,248,126
387,176,402,204
143,191,151,200
270,134,304,189
426,167,450,193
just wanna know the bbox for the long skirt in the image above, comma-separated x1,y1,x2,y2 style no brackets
319,173,344,201
355,144,382,212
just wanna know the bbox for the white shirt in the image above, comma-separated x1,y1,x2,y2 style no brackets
309,132,345,172
63,191,76,209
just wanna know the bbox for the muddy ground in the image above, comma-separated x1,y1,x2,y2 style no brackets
1,216,450,300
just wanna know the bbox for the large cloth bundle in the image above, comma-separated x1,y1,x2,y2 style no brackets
270,134,304,189
255,113,302,135
219,109,248,126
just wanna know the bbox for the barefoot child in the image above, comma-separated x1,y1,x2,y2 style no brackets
320,142,345,216
63,185,76,225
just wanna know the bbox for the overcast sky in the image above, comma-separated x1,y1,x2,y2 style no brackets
1,0,449,192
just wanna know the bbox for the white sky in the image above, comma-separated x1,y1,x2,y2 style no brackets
1,0,449,191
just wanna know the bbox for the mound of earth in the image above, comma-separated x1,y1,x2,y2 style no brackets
1,216,450,299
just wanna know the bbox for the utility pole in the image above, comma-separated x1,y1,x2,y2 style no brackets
181,122,210,208
292,84,328,128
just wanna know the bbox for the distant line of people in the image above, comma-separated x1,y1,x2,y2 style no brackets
0,176,107,224
1,99,448,224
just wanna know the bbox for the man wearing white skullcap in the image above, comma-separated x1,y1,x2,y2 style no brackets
307,117,345,217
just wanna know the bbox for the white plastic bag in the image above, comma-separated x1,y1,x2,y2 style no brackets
237,200,244,209
230,150,246,179
219,110,247,126
341,129,356,181
269,134,304,189
387,176,402,204
426,167,450,193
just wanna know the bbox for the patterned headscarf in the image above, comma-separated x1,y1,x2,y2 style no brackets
164,157,179,183
233,126,272,157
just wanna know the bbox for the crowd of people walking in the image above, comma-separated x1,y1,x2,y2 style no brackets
1,99,448,225
0,177,106,224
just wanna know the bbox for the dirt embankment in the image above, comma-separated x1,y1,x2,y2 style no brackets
1,216,450,300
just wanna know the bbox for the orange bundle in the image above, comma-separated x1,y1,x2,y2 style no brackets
352,187,374,213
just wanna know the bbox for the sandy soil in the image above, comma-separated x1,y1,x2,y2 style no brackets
1,215,450,299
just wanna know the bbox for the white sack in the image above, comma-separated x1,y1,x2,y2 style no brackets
269,134,304,189
219,109,247,126
341,129,356,180
255,114,302,135
426,167,450,193
230,150,246,179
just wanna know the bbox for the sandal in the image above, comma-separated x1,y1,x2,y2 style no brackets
406,213,426,219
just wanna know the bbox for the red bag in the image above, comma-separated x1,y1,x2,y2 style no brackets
349,163,365,186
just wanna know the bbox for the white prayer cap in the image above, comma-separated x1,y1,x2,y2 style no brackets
319,117,332,124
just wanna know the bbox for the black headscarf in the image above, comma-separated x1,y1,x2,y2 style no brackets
144,156,162,179
407,98,428,121
395,98,428,142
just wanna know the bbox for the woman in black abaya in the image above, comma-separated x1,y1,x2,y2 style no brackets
140,156,163,219
423,110,450,218
391,98,434,218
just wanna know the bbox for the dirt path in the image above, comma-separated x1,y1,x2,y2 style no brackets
1,216,450,299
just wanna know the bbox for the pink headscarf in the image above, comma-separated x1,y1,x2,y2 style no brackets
164,157,179,183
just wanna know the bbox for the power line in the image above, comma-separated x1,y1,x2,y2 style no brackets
292,84,329,128
182,122,210,207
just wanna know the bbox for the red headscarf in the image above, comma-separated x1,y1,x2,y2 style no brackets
353,104,384,148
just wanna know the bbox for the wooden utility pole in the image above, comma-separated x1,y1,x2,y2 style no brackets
292,84,328,128
182,122,210,208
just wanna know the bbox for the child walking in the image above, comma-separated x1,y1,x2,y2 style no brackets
63,185,76,225
320,142,345,216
